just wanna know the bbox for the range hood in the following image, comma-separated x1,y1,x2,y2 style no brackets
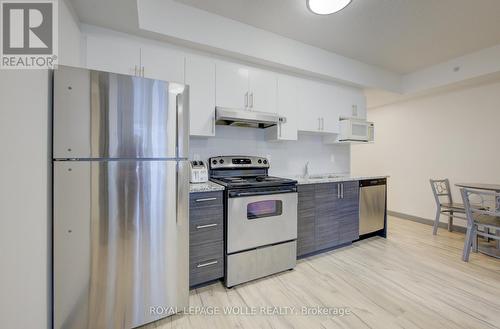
215,107,280,129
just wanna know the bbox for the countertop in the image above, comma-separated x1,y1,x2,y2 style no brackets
291,175,389,185
190,181,225,193
189,175,388,192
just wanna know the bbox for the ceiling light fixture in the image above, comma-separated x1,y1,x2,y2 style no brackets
307,0,352,15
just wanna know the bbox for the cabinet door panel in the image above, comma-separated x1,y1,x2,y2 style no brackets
215,62,249,109
315,183,340,251
338,181,359,244
297,79,321,132
185,56,216,136
141,45,184,83
249,68,277,113
297,186,316,257
86,35,140,76
320,84,340,134
276,75,298,140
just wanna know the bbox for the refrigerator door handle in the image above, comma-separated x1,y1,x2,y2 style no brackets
176,86,190,159
176,161,189,226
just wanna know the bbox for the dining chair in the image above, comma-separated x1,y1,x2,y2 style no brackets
460,188,500,262
430,179,467,235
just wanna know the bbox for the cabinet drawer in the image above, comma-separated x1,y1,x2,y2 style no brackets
190,206,223,247
190,191,223,209
190,240,224,286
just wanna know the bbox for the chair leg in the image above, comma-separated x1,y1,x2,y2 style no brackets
472,227,478,253
462,225,474,262
448,210,453,232
496,229,500,249
433,207,441,235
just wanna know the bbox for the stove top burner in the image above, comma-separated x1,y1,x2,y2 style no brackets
210,175,297,188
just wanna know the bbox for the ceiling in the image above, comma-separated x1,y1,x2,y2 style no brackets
68,0,500,74
175,0,500,74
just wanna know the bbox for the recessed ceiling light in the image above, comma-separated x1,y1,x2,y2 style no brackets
307,0,352,15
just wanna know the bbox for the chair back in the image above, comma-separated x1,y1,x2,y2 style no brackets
430,179,453,206
460,188,500,226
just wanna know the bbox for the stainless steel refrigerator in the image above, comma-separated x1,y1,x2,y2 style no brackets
52,66,189,329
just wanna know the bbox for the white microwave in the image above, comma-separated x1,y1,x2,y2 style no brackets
339,118,374,142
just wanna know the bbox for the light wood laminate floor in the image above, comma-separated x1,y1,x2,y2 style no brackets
145,216,500,329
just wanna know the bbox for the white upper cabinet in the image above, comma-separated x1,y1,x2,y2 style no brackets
266,75,298,141
334,86,367,119
297,79,338,133
248,68,277,113
215,61,277,113
215,62,249,109
185,56,216,137
86,34,184,82
86,34,141,76
140,45,184,83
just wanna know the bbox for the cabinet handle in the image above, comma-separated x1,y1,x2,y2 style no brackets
141,66,145,77
134,65,138,76
196,260,218,268
341,184,344,199
250,92,254,108
196,223,218,230
195,197,217,202
279,122,282,138
337,184,340,199
244,92,248,108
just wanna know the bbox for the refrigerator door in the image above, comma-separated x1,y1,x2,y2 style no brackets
53,160,189,329
53,66,188,159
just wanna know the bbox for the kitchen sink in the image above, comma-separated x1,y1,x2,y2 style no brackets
304,174,345,180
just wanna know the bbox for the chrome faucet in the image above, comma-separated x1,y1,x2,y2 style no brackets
304,161,311,179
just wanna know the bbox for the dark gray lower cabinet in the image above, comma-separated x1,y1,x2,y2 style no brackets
189,191,224,287
297,181,359,258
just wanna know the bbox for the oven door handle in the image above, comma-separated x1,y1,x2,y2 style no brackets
229,189,297,198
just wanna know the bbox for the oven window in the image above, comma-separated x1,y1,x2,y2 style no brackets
247,200,283,220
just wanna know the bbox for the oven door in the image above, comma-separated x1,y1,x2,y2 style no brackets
227,191,298,254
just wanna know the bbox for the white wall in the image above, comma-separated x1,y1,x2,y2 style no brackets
59,0,82,67
0,70,51,329
0,2,80,328
190,126,350,177
351,80,500,224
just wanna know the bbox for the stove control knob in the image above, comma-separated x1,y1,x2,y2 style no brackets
258,159,262,164
263,160,268,164
219,159,224,164
212,160,217,165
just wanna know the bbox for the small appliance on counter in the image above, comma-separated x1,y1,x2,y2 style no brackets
190,160,209,183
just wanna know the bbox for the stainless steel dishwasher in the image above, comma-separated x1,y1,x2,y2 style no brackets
359,178,387,236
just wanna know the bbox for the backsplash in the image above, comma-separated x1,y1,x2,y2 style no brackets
189,126,350,177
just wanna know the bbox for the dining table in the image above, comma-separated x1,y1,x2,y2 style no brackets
456,183,500,258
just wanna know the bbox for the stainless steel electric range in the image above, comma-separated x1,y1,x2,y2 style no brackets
209,156,298,287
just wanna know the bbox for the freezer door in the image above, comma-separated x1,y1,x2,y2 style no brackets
53,66,188,159
53,160,189,329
